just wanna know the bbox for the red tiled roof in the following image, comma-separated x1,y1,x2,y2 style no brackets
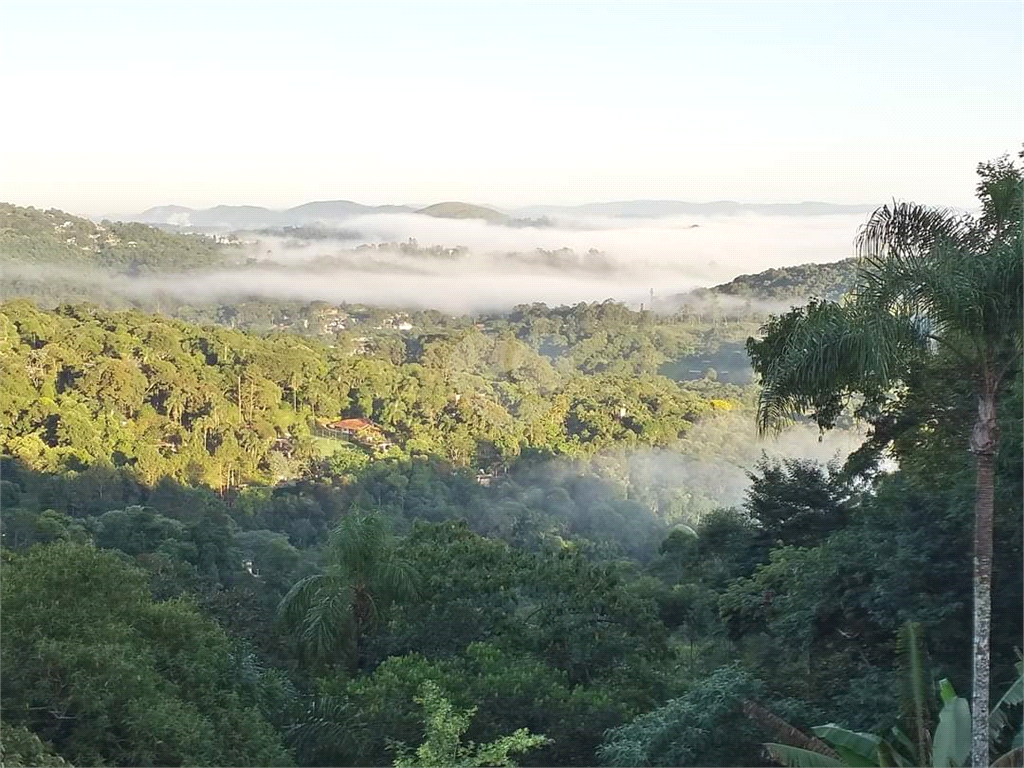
327,418,377,431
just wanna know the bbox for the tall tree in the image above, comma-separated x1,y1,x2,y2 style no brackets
747,153,1023,768
277,513,418,672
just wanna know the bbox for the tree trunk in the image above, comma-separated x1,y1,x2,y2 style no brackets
741,699,841,760
969,384,999,768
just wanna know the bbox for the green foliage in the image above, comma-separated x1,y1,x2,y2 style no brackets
0,722,73,767
932,680,972,768
597,665,790,767
390,680,548,768
0,298,735,494
1,541,291,767
764,744,846,767
744,456,851,548
895,621,934,761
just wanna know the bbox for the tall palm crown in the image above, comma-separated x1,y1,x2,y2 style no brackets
747,153,1022,768
277,513,418,670
750,157,1022,437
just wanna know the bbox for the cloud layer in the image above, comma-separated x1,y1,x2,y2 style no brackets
6,212,868,313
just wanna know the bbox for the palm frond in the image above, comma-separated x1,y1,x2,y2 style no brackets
855,202,975,265
852,198,1022,380
278,513,420,664
330,512,390,575
750,300,923,436
277,573,324,627
286,694,365,764
375,554,420,604
300,582,355,660
895,621,933,763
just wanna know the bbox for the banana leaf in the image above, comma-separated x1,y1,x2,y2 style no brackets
813,725,882,766
877,738,913,768
931,679,970,768
886,725,919,766
765,743,847,767
991,661,1023,741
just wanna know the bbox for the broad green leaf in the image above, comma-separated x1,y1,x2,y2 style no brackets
877,738,912,768
887,725,919,765
833,745,880,767
991,667,1023,733
813,725,881,765
931,694,970,768
938,679,958,706
765,743,846,767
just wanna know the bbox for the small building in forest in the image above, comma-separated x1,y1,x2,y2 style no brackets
324,418,393,452
325,417,378,437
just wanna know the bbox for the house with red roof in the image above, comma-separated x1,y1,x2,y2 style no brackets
323,417,393,451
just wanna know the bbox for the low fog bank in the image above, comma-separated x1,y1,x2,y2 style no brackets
533,415,868,533
4,212,867,313
2,259,690,313
262,211,865,283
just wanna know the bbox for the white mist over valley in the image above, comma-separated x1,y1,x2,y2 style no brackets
16,206,873,313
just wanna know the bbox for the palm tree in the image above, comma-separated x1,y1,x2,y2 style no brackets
747,154,1023,768
277,513,417,672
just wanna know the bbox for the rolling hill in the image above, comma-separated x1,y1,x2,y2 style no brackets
414,201,512,224
0,203,231,272
117,200,416,230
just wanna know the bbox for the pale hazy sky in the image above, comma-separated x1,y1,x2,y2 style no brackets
0,0,1020,215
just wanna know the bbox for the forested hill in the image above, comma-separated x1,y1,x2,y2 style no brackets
0,299,735,494
0,203,234,272
708,257,859,302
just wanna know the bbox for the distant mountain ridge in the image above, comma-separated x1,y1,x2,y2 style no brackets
107,198,878,231
510,200,879,218
118,200,417,230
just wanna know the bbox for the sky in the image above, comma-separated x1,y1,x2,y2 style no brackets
0,0,1020,215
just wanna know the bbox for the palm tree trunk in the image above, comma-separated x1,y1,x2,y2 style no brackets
969,385,999,768
741,699,841,760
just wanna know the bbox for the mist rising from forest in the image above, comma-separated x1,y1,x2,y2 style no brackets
614,417,863,517
512,415,870,554
5,212,867,313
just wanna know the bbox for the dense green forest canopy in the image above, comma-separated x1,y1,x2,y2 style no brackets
1,163,1021,768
